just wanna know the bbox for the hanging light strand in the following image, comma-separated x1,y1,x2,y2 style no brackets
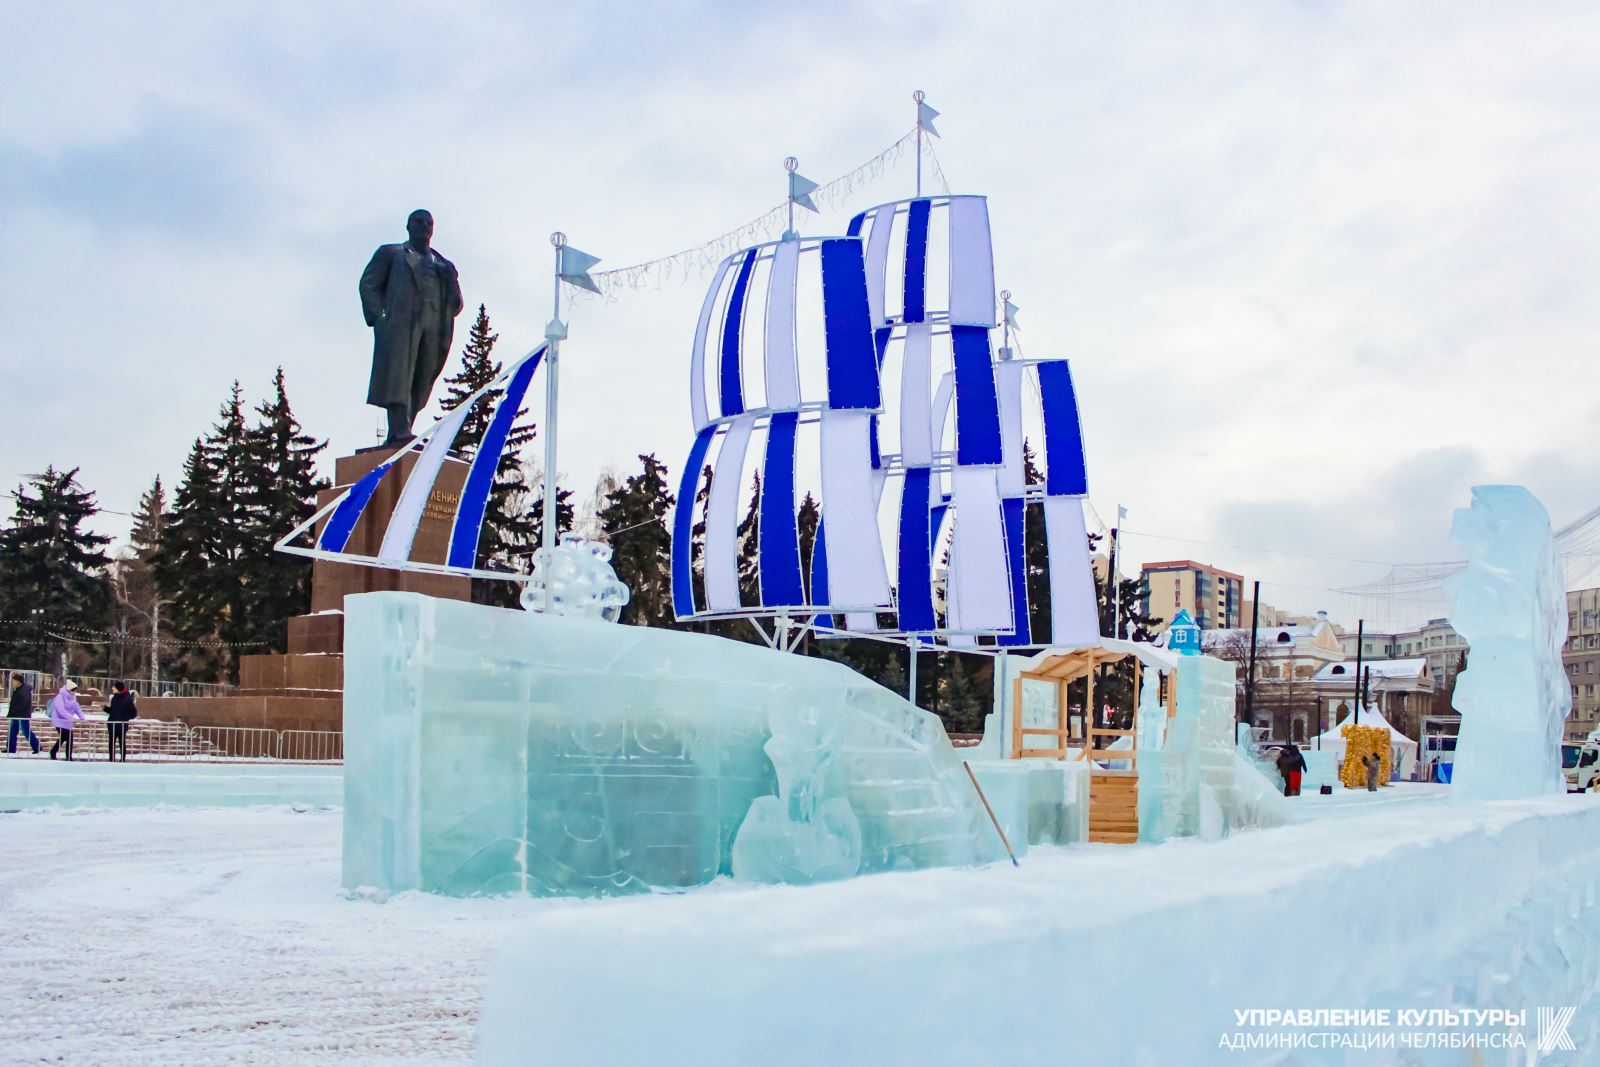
580,127,951,299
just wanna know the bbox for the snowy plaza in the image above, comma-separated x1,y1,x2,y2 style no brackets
6,4,1600,1065
9,784,1600,1065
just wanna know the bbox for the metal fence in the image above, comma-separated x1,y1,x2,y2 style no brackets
0,668,235,702
280,730,343,762
2,717,342,764
187,725,281,760
21,719,193,760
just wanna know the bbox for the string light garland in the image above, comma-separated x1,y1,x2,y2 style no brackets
578,129,953,299
0,618,271,650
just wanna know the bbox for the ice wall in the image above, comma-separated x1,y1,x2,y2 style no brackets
0,760,341,810
1445,485,1571,802
477,796,1600,1066
342,592,987,896
1141,655,1238,842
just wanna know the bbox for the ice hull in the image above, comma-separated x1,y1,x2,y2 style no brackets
342,592,986,897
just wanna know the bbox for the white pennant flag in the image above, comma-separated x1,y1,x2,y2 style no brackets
558,245,602,293
1003,298,1020,329
788,171,820,213
918,100,941,138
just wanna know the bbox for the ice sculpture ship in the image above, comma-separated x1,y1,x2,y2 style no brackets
284,96,1122,894
282,205,1022,895
659,175,1111,880
669,192,1101,651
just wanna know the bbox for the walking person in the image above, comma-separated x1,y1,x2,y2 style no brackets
106,681,137,762
48,680,85,761
1276,743,1307,797
7,675,41,754
1364,753,1382,792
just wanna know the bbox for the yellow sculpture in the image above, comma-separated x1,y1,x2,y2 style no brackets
1339,724,1392,789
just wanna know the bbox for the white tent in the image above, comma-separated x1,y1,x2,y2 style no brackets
1311,704,1419,779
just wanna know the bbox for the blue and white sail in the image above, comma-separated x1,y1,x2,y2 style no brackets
671,186,1099,650
846,193,1098,648
840,194,1013,640
991,355,1100,647
275,344,549,582
672,236,893,621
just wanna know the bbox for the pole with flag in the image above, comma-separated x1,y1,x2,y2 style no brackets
913,90,940,197
1112,505,1127,639
542,231,601,610
783,156,819,241
999,290,1019,359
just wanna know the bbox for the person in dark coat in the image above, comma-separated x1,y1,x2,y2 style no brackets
106,681,137,762
1364,753,1382,791
359,209,464,444
7,675,41,754
1275,743,1307,796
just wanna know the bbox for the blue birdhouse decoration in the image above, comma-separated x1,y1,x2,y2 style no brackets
1166,609,1203,656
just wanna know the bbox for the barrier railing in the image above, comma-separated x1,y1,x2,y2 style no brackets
2,717,343,764
0,668,236,702
280,730,343,763
187,726,281,760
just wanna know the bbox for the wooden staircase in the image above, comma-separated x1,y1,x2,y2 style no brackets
1088,774,1139,843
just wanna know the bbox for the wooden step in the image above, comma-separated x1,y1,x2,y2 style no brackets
1088,772,1140,844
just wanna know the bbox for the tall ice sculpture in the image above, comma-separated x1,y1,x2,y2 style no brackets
1445,485,1571,801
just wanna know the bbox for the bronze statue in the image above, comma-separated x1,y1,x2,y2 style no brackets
359,210,464,443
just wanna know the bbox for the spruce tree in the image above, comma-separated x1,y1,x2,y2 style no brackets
210,382,253,664
735,472,761,606
111,476,168,682
527,485,575,554
1087,530,1159,722
130,477,166,557
935,652,993,734
155,438,221,679
239,368,328,651
597,454,675,627
438,305,540,603
156,385,252,681
685,463,713,625
1020,439,1052,642
797,492,820,603
0,467,113,672
439,305,503,450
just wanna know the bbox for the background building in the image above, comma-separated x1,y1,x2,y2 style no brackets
1204,612,1344,742
1338,618,1468,698
1239,598,1290,627
1312,659,1435,742
1568,587,1600,739
1140,560,1243,631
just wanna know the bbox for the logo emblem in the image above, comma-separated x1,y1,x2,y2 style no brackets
1538,1006,1576,1053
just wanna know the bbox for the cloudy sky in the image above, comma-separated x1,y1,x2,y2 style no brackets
2,1,1596,630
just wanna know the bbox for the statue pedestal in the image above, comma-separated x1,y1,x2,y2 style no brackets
306,449,473,621
148,449,476,734
234,448,473,701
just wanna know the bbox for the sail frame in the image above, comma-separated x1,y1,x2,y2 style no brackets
274,344,549,583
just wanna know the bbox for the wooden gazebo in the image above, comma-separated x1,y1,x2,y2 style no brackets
1007,640,1179,843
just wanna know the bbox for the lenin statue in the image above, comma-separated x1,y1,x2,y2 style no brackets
359,209,465,444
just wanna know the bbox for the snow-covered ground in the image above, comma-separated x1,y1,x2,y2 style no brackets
1,785,1589,1065
0,806,560,1065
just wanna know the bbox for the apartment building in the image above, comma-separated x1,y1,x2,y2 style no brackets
1140,560,1244,631
1568,587,1600,738
1338,618,1468,693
